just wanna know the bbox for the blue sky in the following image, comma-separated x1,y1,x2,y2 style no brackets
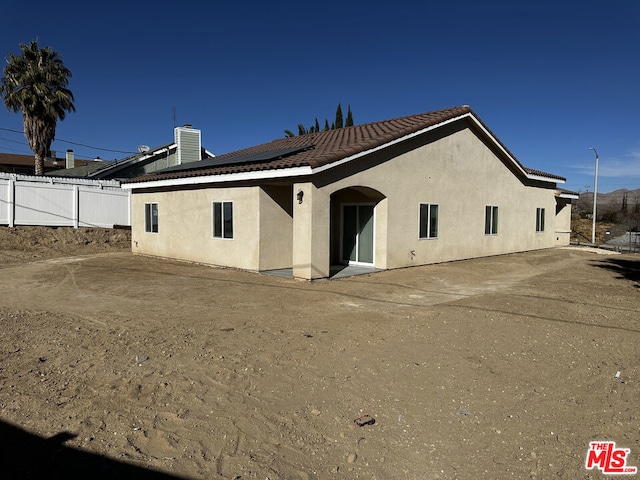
0,1,638,194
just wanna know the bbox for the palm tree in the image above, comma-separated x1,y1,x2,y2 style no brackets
1,41,75,175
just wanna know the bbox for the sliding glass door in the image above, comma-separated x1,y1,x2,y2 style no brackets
342,204,374,265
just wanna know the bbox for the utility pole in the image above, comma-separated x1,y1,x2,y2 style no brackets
589,147,599,244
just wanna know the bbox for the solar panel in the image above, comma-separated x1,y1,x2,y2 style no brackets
155,145,314,174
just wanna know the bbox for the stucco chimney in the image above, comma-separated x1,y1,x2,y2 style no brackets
65,149,75,169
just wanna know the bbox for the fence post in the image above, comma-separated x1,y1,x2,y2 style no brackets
8,176,15,228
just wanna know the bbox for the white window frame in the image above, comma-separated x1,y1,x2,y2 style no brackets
144,203,158,233
419,203,439,239
484,205,498,235
536,207,545,232
213,201,233,239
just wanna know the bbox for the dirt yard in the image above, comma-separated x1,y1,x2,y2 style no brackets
0,226,639,479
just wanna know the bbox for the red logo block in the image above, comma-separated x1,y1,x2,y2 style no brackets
586,441,637,474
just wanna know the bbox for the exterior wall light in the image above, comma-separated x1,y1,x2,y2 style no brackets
297,190,304,204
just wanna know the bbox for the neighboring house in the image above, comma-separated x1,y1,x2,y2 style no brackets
0,152,93,175
122,106,578,280
47,125,214,180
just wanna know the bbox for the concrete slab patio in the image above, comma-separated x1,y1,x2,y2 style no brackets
261,264,384,279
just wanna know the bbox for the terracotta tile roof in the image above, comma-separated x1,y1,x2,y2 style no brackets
0,152,49,167
559,188,579,196
525,167,565,181
124,106,565,184
0,152,94,174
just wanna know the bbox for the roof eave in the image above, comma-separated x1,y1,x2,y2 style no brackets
559,192,579,199
527,173,565,184
464,114,564,186
122,165,313,190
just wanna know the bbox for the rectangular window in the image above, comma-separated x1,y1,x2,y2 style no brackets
536,207,545,232
213,201,233,239
144,203,158,233
484,205,498,235
419,203,439,239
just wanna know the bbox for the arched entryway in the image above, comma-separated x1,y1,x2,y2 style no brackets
330,186,386,267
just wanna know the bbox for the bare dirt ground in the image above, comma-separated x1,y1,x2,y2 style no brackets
0,226,639,479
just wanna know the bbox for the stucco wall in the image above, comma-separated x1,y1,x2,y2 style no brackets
292,182,331,279
131,186,262,270
258,185,293,270
315,127,566,270
554,198,572,246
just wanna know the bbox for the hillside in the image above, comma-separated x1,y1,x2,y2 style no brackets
578,187,640,209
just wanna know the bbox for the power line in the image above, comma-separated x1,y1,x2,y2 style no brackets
0,136,25,147
0,130,20,154
55,137,136,154
0,126,137,154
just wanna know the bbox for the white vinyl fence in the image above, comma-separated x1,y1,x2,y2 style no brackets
0,173,130,228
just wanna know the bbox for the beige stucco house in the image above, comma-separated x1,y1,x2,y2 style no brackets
122,106,577,280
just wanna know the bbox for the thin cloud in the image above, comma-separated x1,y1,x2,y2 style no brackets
570,149,640,178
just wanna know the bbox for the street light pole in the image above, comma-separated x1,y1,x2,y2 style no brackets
589,147,599,244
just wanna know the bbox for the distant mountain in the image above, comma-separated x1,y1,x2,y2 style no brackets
579,188,640,207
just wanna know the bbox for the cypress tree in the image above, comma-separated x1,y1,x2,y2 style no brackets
335,103,343,129
284,104,354,136
345,104,354,127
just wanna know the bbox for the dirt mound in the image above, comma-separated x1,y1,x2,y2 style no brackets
0,226,131,265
